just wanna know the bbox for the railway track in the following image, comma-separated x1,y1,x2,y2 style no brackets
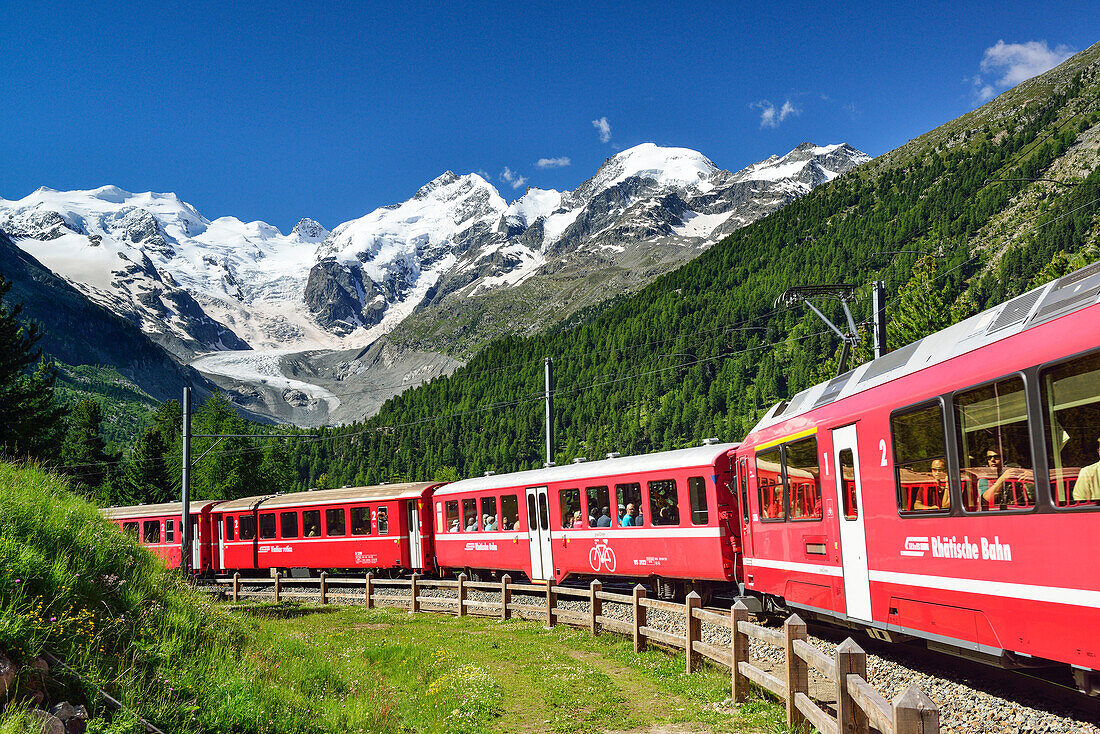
199,577,1099,732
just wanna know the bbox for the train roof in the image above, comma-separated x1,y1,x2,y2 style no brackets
101,500,223,520
751,260,1100,435
215,482,437,513
436,443,738,496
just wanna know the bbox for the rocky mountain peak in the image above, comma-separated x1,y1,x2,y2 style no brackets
291,217,329,242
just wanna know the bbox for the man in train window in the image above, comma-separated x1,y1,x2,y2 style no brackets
1072,437,1100,503
979,450,1035,508
913,459,950,510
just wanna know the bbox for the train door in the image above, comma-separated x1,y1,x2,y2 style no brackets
190,516,201,572
217,515,225,571
407,501,423,570
525,486,553,580
831,424,872,621
737,457,754,558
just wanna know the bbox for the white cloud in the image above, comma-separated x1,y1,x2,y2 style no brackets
536,156,572,169
972,40,1074,102
750,99,800,129
499,166,528,190
591,116,612,143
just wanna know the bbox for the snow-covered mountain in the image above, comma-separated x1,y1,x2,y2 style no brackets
0,141,868,423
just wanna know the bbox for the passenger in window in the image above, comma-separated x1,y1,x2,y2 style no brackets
484,514,497,531
571,510,583,528
449,517,460,532
979,450,1034,507
596,506,612,527
465,515,479,531
1072,438,1100,503
914,460,950,510
621,503,639,527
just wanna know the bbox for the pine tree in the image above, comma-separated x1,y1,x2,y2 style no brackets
0,272,63,460
60,399,111,492
887,256,956,349
119,422,175,504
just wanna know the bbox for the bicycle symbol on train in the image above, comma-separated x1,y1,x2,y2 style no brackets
589,538,617,572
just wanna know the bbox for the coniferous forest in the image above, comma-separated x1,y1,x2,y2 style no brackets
2,66,1099,505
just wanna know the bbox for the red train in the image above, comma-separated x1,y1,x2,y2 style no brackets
103,500,223,574
105,260,1100,691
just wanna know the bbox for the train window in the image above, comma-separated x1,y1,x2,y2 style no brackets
122,521,138,537
239,515,255,540
839,449,858,519
527,494,538,531
351,507,371,535
165,519,175,542
587,485,611,527
376,507,389,535
615,483,642,526
303,510,320,538
892,403,951,514
1042,350,1100,509
224,516,234,542
538,492,550,531
756,447,785,521
326,508,346,536
462,498,479,531
280,512,299,539
480,496,498,531
143,521,160,544
445,500,460,531
786,437,822,521
648,479,680,525
559,488,582,528
259,513,276,540
688,477,708,524
955,377,1035,512
501,494,520,531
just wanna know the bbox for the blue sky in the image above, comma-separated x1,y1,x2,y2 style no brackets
2,1,1097,232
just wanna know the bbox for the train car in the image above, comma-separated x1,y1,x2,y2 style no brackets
212,482,440,575
734,261,1100,691
432,442,739,596
101,500,224,574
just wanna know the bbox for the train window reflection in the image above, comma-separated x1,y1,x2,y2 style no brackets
587,485,611,527
462,498,478,531
143,521,160,544
239,515,255,540
445,500,460,531
326,508,346,536
892,403,952,514
1043,350,1100,509
839,449,857,519
376,506,389,535
756,447,785,521
501,494,519,531
481,496,498,531
166,519,175,542
303,510,320,538
688,477,708,524
559,488,582,528
786,437,822,521
223,516,234,542
648,479,680,525
280,512,299,539
123,521,139,537
955,377,1035,512
615,483,642,526
351,506,371,535
259,513,276,540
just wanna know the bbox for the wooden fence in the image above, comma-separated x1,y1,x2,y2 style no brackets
219,572,939,733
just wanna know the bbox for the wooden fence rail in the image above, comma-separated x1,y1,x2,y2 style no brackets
214,575,938,732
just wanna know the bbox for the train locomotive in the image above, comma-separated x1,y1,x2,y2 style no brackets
106,260,1100,692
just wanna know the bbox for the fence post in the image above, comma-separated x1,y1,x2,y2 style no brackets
836,637,869,734
320,571,328,605
365,572,374,609
457,573,467,618
545,578,555,628
892,685,939,734
784,614,808,729
590,580,602,636
274,571,282,603
232,572,240,603
409,573,420,614
500,574,511,620
731,600,750,702
685,591,701,674
632,584,647,653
